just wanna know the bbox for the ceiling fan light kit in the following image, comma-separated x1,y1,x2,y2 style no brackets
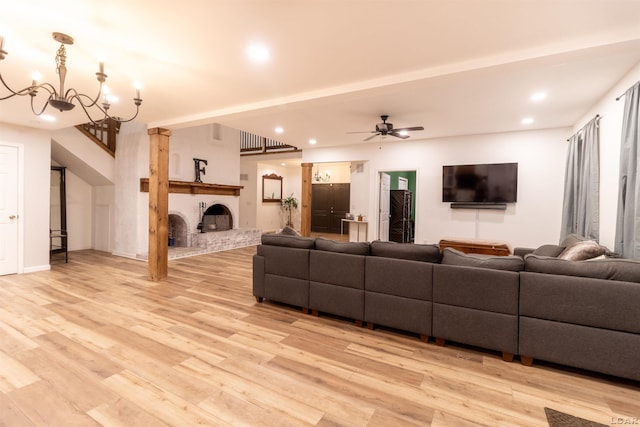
350,114,424,141
0,32,142,124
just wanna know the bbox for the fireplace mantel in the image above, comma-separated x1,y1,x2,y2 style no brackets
139,178,243,196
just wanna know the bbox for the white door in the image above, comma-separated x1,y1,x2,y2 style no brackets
378,172,390,241
0,145,19,275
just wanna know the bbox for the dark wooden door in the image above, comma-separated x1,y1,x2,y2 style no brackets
311,184,331,232
311,183,350,234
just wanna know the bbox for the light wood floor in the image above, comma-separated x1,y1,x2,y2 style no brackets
1,248,638,426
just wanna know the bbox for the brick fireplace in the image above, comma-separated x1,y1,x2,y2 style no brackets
156,203,260,260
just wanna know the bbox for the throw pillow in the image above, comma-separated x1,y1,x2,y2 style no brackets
558,240,607,261
532,244,565,257
280,226,301,236
559,233,587,248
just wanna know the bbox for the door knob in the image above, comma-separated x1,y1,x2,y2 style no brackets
9,215,16,220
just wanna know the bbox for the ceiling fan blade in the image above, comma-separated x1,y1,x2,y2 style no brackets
363,133,379,141
390,132,410,139
393,126,424,132
346,131,376,134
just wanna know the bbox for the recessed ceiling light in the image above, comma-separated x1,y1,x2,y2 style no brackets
521,117,534,125
280,162,286,167
274,126,283,134
40,114,56,122
530,91,547,102
309,139,317,145
247,44,270,62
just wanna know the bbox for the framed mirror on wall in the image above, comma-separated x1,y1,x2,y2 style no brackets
262,173,283,202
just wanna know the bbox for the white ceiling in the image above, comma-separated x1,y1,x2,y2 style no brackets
2,0,640,148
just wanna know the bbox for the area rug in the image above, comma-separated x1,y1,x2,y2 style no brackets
544,408,607,427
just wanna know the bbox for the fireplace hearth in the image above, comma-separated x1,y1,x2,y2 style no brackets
138,206,260,261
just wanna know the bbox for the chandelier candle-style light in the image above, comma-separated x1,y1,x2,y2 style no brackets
0,32,142,123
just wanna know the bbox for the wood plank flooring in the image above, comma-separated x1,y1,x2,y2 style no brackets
0,247,638,426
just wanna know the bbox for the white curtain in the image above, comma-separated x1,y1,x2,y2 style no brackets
615,81,640,258
560,116,600,242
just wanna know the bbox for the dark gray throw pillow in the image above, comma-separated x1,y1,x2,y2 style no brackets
559,233,587,248
532,244,565,257
279,226,301,236
441,248,524,272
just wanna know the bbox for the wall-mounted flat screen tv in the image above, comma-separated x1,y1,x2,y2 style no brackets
442,162,518,203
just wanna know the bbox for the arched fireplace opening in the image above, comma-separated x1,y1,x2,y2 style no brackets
201,204,233,232
168,213,188,246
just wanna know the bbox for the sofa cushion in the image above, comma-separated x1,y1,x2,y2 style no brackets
369,240,441,263
524,254,640,283
315,237,370,255
558,240,607,261
261,233,315,249
532,244,565,257
441,248,524,272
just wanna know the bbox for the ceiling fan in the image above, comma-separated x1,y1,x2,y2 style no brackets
349,115,424,141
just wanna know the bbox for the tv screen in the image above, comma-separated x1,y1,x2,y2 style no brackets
442,162,518,203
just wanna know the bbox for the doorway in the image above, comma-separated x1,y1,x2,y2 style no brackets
378,170,417,243
311,183,350,234
0,145,19,275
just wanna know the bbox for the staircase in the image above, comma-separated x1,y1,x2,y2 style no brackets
75,118,121,157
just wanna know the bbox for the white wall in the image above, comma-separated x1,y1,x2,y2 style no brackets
65,169,93,251
0,124,51,272
169,124,241,237
240,153,303,232
113,121,149,258
239,161,257,228
349,161,370,220
303,128,569,248
94,185,115,252
570,61,640,250
312,162,351,183
255,162,302,232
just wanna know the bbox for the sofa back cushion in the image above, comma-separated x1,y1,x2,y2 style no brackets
257,245,310,279
370,241,442,263
441,248,524,272
365,256,433,300
315,237,370,255
520,272,640,334
310,250,365,289
524,254,640,283
261,233,315,249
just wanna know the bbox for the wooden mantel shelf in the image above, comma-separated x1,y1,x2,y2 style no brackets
139,178,243,196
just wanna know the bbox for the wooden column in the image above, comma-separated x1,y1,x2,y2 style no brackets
301,162,313,237
147,127,171,281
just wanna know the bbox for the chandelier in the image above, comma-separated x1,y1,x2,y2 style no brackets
0,32,142,123
313,166,331,182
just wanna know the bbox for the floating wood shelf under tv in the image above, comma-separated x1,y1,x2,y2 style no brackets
139,179,243,196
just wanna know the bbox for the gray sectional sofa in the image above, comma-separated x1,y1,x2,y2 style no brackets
252,233,640,382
